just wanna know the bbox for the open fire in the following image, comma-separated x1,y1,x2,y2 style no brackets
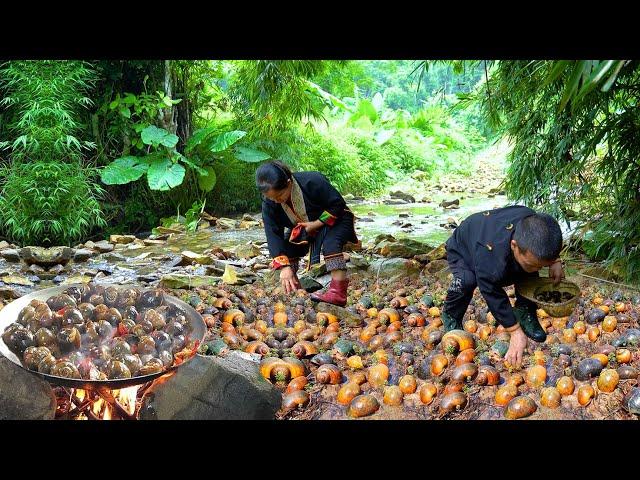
54,383,151,420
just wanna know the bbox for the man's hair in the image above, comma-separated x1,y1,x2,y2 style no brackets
255,160,293,193
513,213,563,260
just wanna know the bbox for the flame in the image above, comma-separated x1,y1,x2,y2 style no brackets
113,386,140,417
75,389,86,402
103,403,112,420
92,398,104,417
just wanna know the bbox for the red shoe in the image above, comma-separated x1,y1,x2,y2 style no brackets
311,279,349,307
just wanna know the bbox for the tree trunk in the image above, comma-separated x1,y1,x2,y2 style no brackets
160,60,178,135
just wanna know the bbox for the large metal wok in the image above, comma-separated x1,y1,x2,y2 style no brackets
0,284,207,390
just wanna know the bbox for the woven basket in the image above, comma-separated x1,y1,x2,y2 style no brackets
515,277,580,317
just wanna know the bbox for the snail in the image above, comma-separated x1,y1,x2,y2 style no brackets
476,365,500,386
377,308,400,325
213,297,233,309
399,375,417,394
441,330,475,355
316,312,338,326
451,363,478,383
455,349,476,366
285,376,308,394
587,326,600,342
575,358,604,381
577,384,596,406
439,392,467,415
23,346,52,371
383,386,404,406
390,297,409,309
310,353,333,366
555,376,575,396
105,359,132,379
420,383,438,404
540,387,561,409
348,394,380,418
368,363,390,387
622,387,640,415
245,341,270,356
316,364,343,385
444,381,464,395
347,355,364,370
495,385,518,406
597,369,619,393
504,396,537,419
602,315,617,333
337,382,361,405
282,390,310,411
525,365,547,388
430,354,449,376
406,313,426,327
617,365,639,380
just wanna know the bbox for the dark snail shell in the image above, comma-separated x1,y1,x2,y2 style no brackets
281,336,296,349
137,289,164,310
617,365,639,380
164,320,185,336
348,394,380,418
623,387,640,415
89,294,105,306
3,327,35,355
137,335,157,356
78,302,96,321
245,341,270,356
23,346,52,371
46,294,77,312
117,287,140,308
439,392,468,415
103,286,120,307
17,306,36,326
310,353,333,366
575,358,604,381
158,350,173,368
37,354,57,374
586,308,606,325
34,305,54,328
112,339,133,357
143,309,166,330
50,361,82,379
504,396,537,419
316,364,343,384
90,345,112,367
116,353,143,376
57,327,81,354
63,286,83,304
35,327,57,348
451,363,479,383
61,308,84,328
291,341,319,359
106,360,132,379
265,336,281,349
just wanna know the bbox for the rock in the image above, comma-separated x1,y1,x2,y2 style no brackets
239,220,260,229
376,238,432,258
252,263,269,271
180,251,213,266
390,191,416,203
439,199,460,208
155,226,183,234
0,240,10,250
61,275,94,285
73,248,94,262
298,275,324,292
109,234,136,244
344,193,355,201
347,252,370,268
307,262,328,278
315,302,364,327
0,286,22,299
160,274,221,289
138,273,161,283
100,252,127,262
242,214,256,221
0,356,56,420
138,352,280,420
425,243,447,261
143,239,167,246
19,246,75,266
234,243,262,259
383,198,408,205
49,264,65,275
84,240,96,249
217,218,237,229
197,221,211,231
424,259,450,275
357,217,374,222
27,264,46,274
93,241,114,253
201,211,217,222
1,275,34,286
0,249,20,262
399,212,411,218
367,258,422,281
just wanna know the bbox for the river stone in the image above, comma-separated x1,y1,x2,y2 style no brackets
234,243,262,259
315,302,363,327
383,198,408,205
19,246,75,266
0,249,21,262
138,351,280,420
440,199,460,208
298,275,323,292
109,234,136,244
368,258,422,281
155,226,184,234
0,240,9,250
93,240,115,253
0,355,56,420
61,275,94,285
377,238,432,258
1,275,34,286
390,191,416,203
239,220,261,229
180,251,213,265
347,252,370,268
143,238,167,246
217,218,237,229
160,274,221,289
0,286,22,299
73,248,95,262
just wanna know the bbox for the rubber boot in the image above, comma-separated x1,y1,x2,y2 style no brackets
310,279,349,307
513,307,547,342
442,311,463,331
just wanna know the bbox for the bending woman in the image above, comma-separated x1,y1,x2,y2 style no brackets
256,160,358,307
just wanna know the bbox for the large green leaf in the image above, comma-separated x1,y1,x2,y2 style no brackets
371,92,384,113
185,126,218,153
141,125,179,148
305,80,351,111
374,128,396,145
147,158,185,191
235,146,271,163
558,61,587,112
197,166,217,192
208,130,247,152
348,99,378,125
100,156,149,185
601,60,626,92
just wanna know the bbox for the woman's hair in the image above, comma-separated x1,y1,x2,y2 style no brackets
255,160,293,193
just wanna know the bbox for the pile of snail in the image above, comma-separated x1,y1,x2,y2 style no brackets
171,277,640,420
2,284,199,381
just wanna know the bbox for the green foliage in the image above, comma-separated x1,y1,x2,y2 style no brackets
0,60,106,245
481,60,640,282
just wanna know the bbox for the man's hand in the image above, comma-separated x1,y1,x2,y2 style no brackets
549,260,565,286
280,266,300,294
299,219,324,234
504,326,528,369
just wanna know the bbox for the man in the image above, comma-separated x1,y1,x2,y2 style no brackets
441,205,565,368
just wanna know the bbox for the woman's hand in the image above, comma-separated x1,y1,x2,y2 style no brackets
299,219,324,234
280,266,300,294
549,260,565,286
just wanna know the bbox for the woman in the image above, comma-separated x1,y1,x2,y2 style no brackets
256,160,358,307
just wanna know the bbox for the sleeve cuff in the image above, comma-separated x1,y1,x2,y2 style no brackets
270,255,290,270
319,210,337,226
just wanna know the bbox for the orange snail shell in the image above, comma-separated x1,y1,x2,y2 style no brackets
525,365,547,388
597,369,619,393
286,376,308,394
451,363,479,383
399,375,417,394
476,365,500,386
504,396,537,419
386,321,403,333
259,357,288,381
577,384,596,406
324,322,341,334
316,312,339,325
293,320,307,334
495,385,518,406
540,387,561,409
291,341,319,359
439,392,468,414
316,364,343,385
298,328,319,342
223,308,245,326
347,370,368,385
337,382,361,405
348,394,380,418
430,354,449,376
420,383,438,404
254,320,268,334
377,308,400,324
406,313,426,327
441,330,475,354
282,390,310,411
368,335,385,352
282,357,306,379
383,386,404,406
444,381,464,395
556,376,575,396
390,296,409,308
367,363,390,387
373,349,389,365
455,348,476,366
273,311,289,327
244,341,270,355
214,297,233,309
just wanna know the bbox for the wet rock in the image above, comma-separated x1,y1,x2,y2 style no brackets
48,264,65,275
143,239,167,246
73,248,94,262
315,302,363,327
93,240,115,253
383,198,408,205
19,246,75,266
155,226,183,234
180,251,213,266
390,191,416,203
440,199,460,209
27,264,46,274
0,286,22,299
160,274,221,289
197,221,211,230
376,237,433,258
357,217,374,222
234,243,262,259
0,249,21,262
347,252,370,268
99,252,127,263
139,352,280,420
368,258,422,281
1,275,34,287
61,275,93,285
252,263,269,271
216,218,237,229
298,275,323,292
109,234,136,244
0,355,56,420
424,259,450,275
